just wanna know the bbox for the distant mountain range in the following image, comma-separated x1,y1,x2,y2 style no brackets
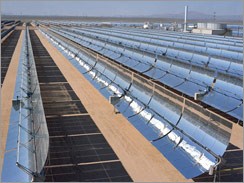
2,11,242,23
132,11,242,21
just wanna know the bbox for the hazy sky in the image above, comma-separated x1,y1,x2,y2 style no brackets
1,0,243,17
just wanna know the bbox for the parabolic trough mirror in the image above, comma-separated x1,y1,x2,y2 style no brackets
2,28,49,182
40,27,233,179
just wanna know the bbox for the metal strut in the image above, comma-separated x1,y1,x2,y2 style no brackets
151,97,185,142
150,113,183,142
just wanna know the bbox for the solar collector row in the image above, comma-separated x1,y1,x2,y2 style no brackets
107,26,243,46
52,27,242,84
50,27,242,89
76,26,243,57
47,27,243,121
40,20,243,46
63,27,243,76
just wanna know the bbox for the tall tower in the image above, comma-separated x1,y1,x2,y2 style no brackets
184,5,188,32
213,12,216,22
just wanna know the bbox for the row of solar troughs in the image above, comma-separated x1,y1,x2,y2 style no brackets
37,20,144,27
1,27,49,182
60,26,243,68
46,24,243,72
39,20,243,43
38,20,244,37
40,23,243,122
96,27,243,56
39,25,232,179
